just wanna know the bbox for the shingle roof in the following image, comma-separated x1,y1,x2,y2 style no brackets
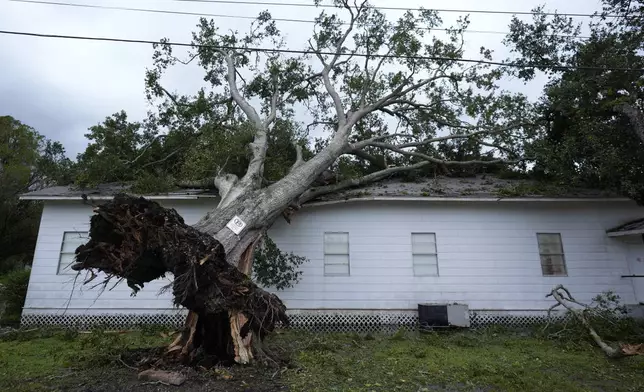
313,175,624,202
20,175,625,202
20,183,218,200
607,218,644,236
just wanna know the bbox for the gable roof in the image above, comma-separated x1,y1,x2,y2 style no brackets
19,183,218,201
606,218,644,237
20,175,628,203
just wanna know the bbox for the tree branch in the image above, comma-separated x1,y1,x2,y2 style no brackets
299,161,431,203
347,148,386,169
311,42,347,127
220,51,268,188
290,142,305,172
263,76,279,128
362,73,455,117
546,285,633,358
127,135,167,166
221,52,262,128
214,173,240,206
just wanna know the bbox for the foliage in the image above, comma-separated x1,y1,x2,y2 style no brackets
138,1,538,194
0,269,30,325
73,112,312,192
0,116,73,273
504,0,644,202
253,236,308,290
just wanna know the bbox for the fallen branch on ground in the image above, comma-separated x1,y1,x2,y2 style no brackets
546,285,644,358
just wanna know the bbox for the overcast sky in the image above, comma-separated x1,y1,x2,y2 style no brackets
0,0,603,157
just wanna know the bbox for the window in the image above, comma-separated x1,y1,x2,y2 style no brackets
324,232,350,276
537,233,567,276
412,233,438,276
58,232,89,275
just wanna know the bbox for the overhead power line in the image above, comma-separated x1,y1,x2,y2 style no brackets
167,0,613,18
9,0,592,40
2,29,641,72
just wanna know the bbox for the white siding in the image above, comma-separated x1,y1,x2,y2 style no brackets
23,200,219,315
269,201,643,311
24,199,644,316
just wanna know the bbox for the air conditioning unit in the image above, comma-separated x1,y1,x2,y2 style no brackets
418,303,470,329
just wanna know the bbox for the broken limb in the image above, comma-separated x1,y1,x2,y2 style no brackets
546,285,644,358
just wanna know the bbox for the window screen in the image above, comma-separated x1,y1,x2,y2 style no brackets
537,233,567,276
412,233,438,276
324,232,350,276
58,232,88,275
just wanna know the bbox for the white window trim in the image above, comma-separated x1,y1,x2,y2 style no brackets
323,232,350,276
412,232,439,276
536,232,567,277
58,231,88,275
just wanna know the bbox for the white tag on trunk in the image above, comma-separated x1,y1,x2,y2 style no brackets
226,216,246,235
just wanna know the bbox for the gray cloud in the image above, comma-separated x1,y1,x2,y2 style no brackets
0,0,601,157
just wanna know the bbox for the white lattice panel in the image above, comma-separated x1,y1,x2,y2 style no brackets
21,310,565,332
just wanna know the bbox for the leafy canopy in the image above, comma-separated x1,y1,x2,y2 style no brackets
504,0,644,202
0,116,73,273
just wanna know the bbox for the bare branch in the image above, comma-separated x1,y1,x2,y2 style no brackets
359,45,394,109
311,42,347,127
363,141,526,167
299,161,431,203
290,142,305,172
263,76,279,128
309,1,367,127
138,148,183,170
220,51,262,128
547,285,636,358
362,74,455,117
160,86,185,108
127,135,167,166
219,51,268,187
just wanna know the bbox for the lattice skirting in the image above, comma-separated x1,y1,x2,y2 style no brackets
20,309,568,332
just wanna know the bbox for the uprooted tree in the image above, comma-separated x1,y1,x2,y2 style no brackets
71,1,539,364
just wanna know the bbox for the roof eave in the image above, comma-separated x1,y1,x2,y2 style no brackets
19,195,219,201
607,229,644,237
304,196,632,207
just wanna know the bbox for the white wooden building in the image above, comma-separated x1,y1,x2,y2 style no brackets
18,176,644,328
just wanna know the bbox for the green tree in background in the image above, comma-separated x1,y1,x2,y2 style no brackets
0,115,73,274
504,0,644,202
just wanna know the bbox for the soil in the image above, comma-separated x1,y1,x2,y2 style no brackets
27,348,288,392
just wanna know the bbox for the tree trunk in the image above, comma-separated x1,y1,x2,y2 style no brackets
71,195,287,366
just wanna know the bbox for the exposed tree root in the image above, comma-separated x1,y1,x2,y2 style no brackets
546,285,644,358
71,194,288,365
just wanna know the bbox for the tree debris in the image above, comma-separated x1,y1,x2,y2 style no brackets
546,285,644,358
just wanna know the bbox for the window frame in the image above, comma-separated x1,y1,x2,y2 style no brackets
323,231,350,276
536,232,567,277
411,232,439,276
58,231,89,275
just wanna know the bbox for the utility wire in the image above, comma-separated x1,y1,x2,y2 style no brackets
166,0,614,18
1,29,642,72
9,0,592,40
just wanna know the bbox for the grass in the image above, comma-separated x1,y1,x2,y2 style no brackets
1,328,644,391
